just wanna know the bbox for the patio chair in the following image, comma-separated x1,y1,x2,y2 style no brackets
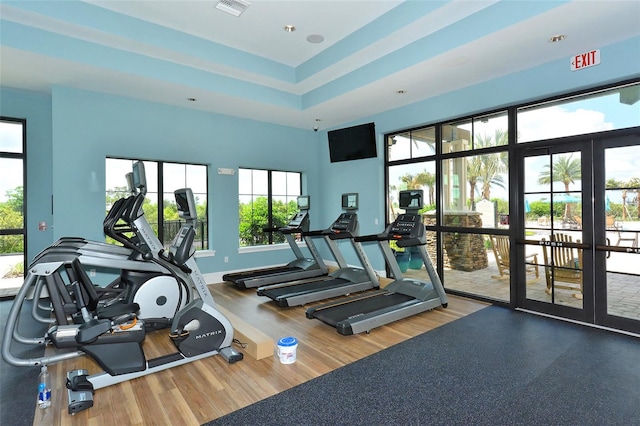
537,216,550,226
573,215,582,229
489,235,539,283
607,216,638,247
541,233,583,299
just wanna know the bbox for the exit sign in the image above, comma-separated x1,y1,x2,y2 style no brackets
571,49,600,71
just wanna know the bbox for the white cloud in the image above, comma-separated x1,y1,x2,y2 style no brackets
518,106,614,142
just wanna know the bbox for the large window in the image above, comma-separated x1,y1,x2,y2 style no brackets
0,118,26,296
387,110,511,303
106,158,209,250
238,168,302,247
386,80,640,306
517,81,640,143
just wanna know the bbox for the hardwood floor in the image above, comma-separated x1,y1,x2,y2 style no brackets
34,283,488,426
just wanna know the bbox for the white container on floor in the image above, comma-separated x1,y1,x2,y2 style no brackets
276,336,298,364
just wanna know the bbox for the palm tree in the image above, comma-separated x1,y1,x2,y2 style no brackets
399,173,417,190
399,170,435,207
479,150,508,200
626,177,640,219
466,155,482,210
422,172,436,206
473,130,508,202
538,154,581,219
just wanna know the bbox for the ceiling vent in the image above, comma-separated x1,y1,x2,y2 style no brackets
215,0,250,17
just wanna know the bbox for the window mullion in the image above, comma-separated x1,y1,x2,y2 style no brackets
267,170,273,244
158,161,164,245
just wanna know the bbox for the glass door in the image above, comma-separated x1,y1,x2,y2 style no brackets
594,135,640,333
519,142,592,323
518,132,640,334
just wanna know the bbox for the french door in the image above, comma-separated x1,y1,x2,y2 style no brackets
517,132,640,334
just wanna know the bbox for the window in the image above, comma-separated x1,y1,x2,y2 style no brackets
442,112,508,152
517,81,640,143
238,168,302,246
387,126,435,162
0,118,26,295
387,111,510,228
386,111,511,303
106,158,209,250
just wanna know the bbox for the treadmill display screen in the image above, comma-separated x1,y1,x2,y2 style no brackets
399,190,423,210
297,195,310,211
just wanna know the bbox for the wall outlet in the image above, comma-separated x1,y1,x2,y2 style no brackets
224,256,229,263
89,269,96,277
374,218,379,225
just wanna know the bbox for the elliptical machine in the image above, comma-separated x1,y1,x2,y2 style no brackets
22,161,193,331
2,187,242,414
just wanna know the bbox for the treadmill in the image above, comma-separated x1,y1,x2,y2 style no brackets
222,196,329,289
257,193,379,307
306,190,448,335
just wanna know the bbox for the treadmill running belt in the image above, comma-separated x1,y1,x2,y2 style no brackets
260,278,349,300
312,292,414,327
225,266,299,282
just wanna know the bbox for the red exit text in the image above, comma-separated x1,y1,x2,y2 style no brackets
571,49,600,71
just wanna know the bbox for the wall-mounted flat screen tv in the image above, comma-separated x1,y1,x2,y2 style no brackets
328,122,377,163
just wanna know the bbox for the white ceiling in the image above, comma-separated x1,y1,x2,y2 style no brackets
1,0,639,130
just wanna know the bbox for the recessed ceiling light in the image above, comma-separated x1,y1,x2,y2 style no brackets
284,25,296,32
307,34,324,44
548,34,566,43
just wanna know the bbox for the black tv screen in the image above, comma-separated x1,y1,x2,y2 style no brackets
328,122,377,163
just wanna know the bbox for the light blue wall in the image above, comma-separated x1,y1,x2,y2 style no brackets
1,36,638,275
47,86,322,274
0,88,53,264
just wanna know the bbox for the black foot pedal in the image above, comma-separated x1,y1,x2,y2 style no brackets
66,369,94,414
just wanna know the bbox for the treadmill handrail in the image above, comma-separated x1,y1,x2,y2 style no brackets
326,230,356,240
279,226,305,234
396,237,426,248
301,229,325,237
353,234,385,243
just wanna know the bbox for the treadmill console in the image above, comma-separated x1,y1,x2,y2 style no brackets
387,213,425,245
389,214,422,236
281,211,310,233
329,212,358,234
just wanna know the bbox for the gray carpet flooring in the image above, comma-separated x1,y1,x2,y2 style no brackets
1,298,46,426
3,302,639,426
205,306,640,426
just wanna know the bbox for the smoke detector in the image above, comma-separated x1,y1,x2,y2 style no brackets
215,0,250,17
